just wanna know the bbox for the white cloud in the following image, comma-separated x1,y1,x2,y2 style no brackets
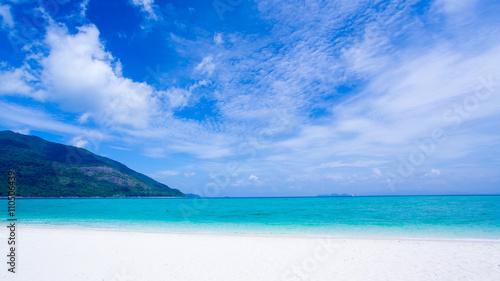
435,0,479,14
373,168,383,178
1,21,239,161
40,24,158,129
184,172,196,178
230,174,262,187
80,0,90,17
0,4,14,28
167,141,233,159
195,55,215,76
243,0,500,168
77,112,91,124
0,67,45,100
320,160,389,168
142,147,166,158
214,33,223,45
424,169,441,178
326,174,344,182
161,88,191,109
150,170,180,178
173,0,500,193
70,136,89,148
341,25,391,77
109,146,130,151
0,102,108,142
13,128,30,135
131,0,158,20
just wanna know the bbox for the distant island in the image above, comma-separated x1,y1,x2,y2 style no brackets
0,130,185,198
185,193,202,199
317,193,359,197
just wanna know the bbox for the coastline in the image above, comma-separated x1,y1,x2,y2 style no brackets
16,224,500,243
1,194,499,199
2,226,500,280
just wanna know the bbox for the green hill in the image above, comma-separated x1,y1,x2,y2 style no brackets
0,130,185,197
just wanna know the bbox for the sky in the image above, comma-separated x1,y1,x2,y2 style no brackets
0,0,499,197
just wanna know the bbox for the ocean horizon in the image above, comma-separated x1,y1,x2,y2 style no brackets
6,195,500,240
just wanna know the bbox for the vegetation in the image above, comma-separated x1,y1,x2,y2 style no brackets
0,131,185,197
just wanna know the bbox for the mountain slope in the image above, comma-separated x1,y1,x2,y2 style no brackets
0,131,184,197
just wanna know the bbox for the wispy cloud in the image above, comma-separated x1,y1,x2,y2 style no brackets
0,102,108,144
130,0,158,20
319,160,389,169
149,170,180,179
424,169,441,178
0,4,14,29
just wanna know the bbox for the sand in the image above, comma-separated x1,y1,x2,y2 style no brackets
1,227,500,281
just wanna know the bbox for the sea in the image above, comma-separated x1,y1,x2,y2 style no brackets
4,195,500,239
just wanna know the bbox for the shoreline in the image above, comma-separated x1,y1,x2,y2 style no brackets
17,224,500,243
1,194,499,199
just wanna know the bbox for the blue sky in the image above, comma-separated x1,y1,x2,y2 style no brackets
1,0,500,196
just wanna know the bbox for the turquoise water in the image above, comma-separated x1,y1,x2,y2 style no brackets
3,196,500,239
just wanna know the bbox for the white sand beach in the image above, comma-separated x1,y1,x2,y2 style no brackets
2,227,500,281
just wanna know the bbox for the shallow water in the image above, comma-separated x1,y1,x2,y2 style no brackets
5,195,500,239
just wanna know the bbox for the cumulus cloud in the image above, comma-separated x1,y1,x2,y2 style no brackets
0,68,39,98
0,21,240,160
40,24,158,129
